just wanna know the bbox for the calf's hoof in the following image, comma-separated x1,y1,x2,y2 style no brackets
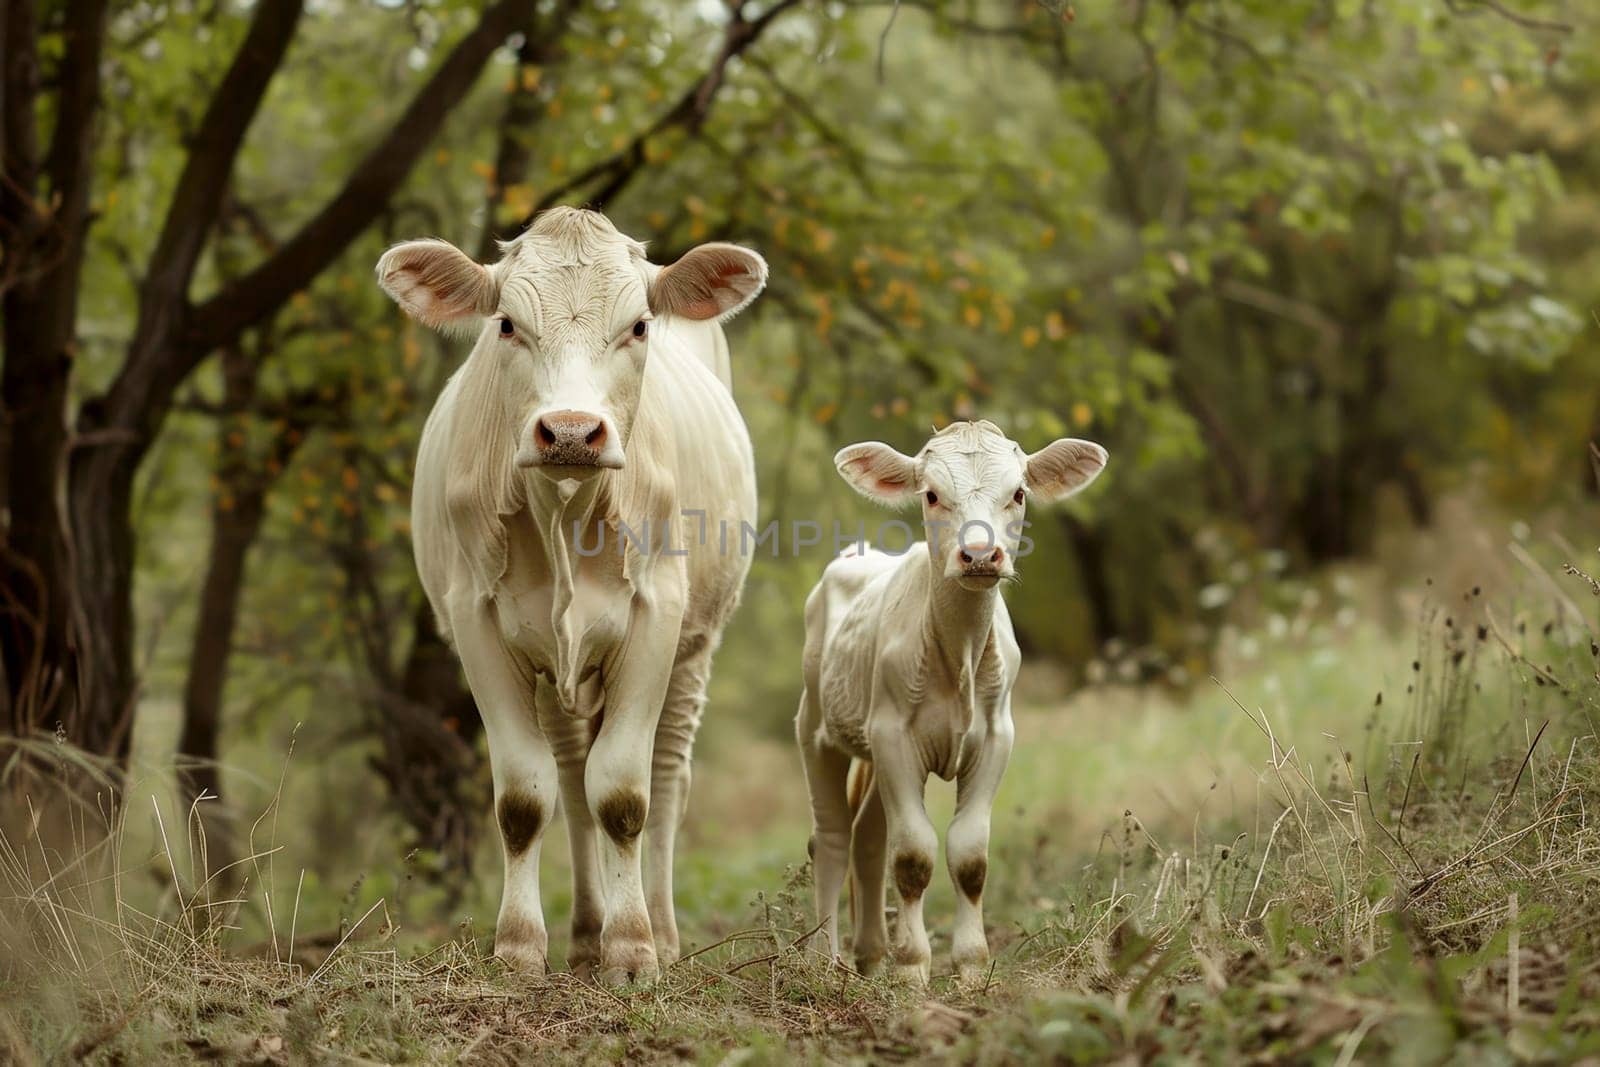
956,959,991,987
891,959,931,986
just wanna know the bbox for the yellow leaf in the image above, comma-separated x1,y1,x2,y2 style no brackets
812,293,834,336
1021,326,1041,348
521,66,542,92
502,183,534,220
813,402,838,424
1040,225,1057,249
963,305,981,327
342,467,359,492
1071,401,1093,428
1046,311,1066,340
471,160,496,181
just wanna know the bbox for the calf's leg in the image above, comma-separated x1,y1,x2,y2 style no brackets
848,767,889,975
947,717,1014,981
796,689,853,962
869,720,938,984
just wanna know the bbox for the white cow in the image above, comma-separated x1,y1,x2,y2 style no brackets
796,420,1107,982
379,208,764,983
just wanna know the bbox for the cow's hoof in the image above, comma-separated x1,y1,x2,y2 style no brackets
494,941,549,974
598,959,659,987
598,937,659,987
567,938,601,981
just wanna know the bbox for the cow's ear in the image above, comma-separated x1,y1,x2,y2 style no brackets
1025,438,1107,502
835,442,919,506
649,242,767,321
376,239,497,330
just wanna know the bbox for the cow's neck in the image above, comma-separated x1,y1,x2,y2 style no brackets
523,469,617,710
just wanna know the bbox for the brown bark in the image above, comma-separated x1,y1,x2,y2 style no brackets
1,0,110,746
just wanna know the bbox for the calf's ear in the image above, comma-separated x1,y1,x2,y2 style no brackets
835,442,919,505
376,239,497,330
650,243,768,321
1025,438,1108,502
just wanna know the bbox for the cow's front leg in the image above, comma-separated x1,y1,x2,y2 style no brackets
947,709,1014,982
644,643,711,967
588,583,685,985
535,688,603,978
455,607,557,972
869,717,937,985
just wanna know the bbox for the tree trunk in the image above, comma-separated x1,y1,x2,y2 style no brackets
1056,513,1121,649
2,0,533,767
179,487,267,802
0,0,110,753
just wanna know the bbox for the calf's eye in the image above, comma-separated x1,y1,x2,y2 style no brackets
925,490,939,507
499,318,515,337
1013,488,1026,505
632,319,648,339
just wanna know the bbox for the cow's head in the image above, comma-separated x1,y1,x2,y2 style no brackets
377,208,766,481
836,420,1106,590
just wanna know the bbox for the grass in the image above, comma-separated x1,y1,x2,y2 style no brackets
3,549,1599,1063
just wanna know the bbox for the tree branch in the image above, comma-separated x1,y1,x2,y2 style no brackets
187,0,535,356
524,0,804,220
136,0,304,324
476,0,580,258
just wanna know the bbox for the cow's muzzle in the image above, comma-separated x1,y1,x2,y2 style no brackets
516,409,625,472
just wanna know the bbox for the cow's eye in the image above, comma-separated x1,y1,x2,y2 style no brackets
925,490,939,507
499,318,515,337
1013,487,1026,505
632,319,648,339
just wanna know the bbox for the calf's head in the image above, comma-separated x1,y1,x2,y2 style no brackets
836,420,1107,590
377,207,766,480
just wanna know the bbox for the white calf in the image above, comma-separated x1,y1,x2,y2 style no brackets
796,420,1107,981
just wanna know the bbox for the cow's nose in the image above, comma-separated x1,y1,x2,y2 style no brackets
535,410,607,459
959,544,1004,568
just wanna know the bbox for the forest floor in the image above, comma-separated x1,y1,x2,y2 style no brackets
5,563,1600,1064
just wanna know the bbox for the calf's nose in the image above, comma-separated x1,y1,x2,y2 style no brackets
959,544,1004,568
